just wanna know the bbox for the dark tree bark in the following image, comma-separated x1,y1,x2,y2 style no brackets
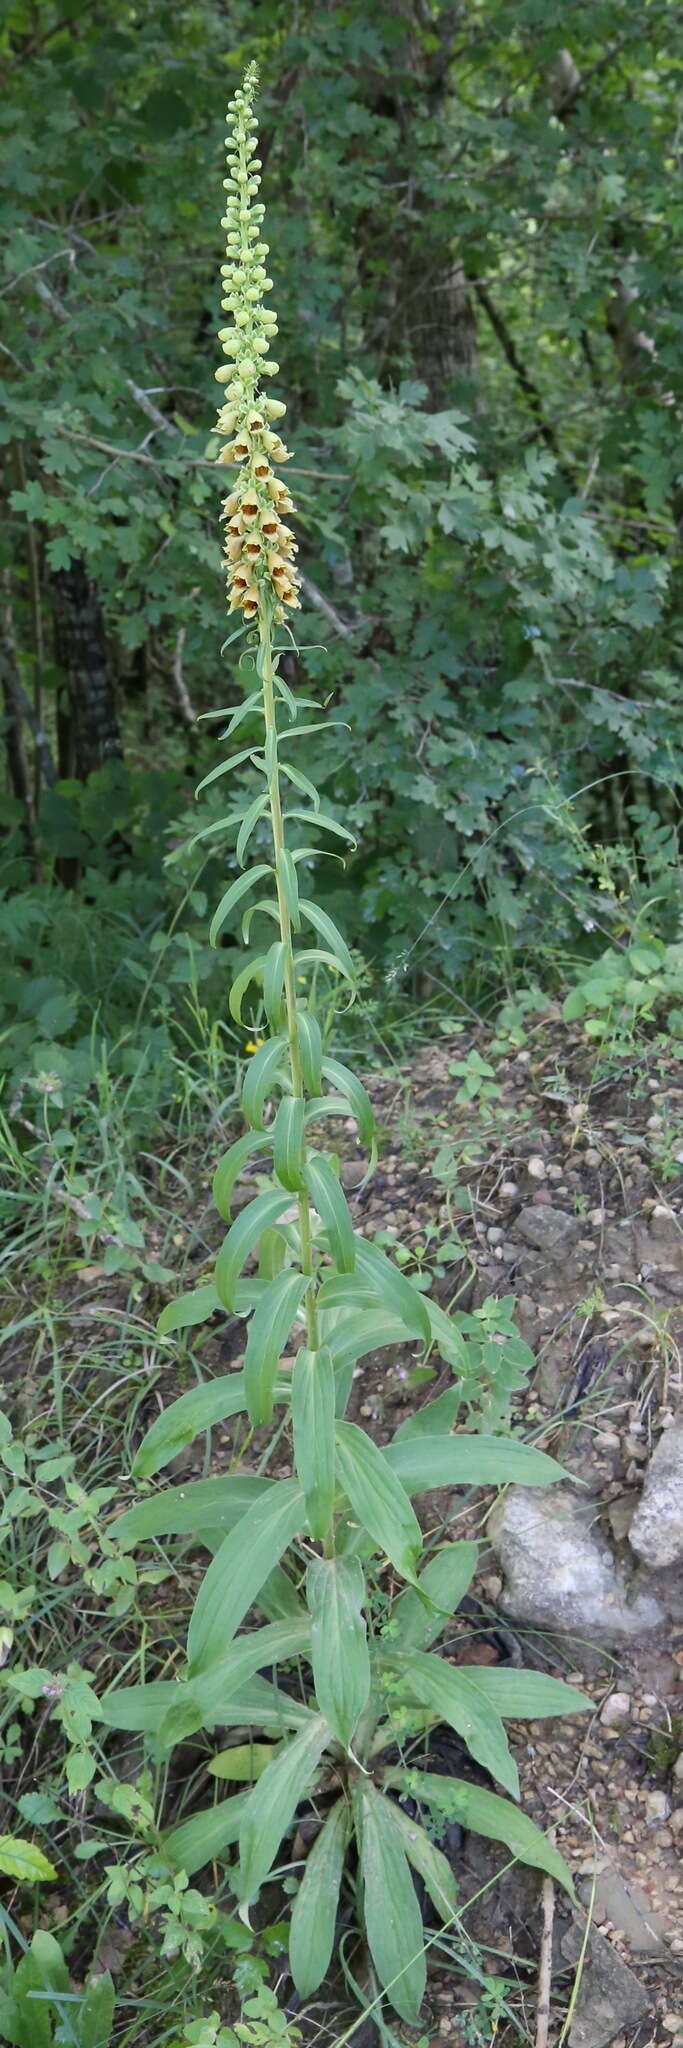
51,558,122,779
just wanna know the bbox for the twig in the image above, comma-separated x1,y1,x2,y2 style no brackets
172,592,199,724
298,571,365,638
536,1867,555,2048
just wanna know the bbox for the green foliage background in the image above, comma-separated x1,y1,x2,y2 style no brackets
2,0,683,1103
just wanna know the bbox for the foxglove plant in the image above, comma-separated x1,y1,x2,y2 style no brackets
101,68,587,2025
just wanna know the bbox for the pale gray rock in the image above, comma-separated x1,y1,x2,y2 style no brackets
489,1487,665,1644
510,1206,580,1259
629,1424,683,1569
561,1912,651,2047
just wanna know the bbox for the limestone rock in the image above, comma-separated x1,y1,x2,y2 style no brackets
629,1425,683,1569
510,1206,581,1259
560,1912,651,2047
489,1487,665,1644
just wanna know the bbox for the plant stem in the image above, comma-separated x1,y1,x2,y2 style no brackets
259,603,319,1349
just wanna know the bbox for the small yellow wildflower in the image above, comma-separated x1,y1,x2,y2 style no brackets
244,1037,265,1055
216,67,300,624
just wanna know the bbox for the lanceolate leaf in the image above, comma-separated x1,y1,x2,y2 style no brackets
76,1969,115,2048
299,899,355,981
296,1007,323,1092
457,1669,590,1720
243,1268,307,1424
291,1345,336,1538
277,846,301,929
236,790,269,867
304,1153,355,1271
395,1772,576,1894
133,1371,255,1479
263,940,288,1030
209,864,272,947
156,1282,220,1339
356,1783,426,2025
187,1480,304,1674
237,1715,330,1903
354,1237,431,1341
240,1033,287,1129
289,1799,351,1998
307,1554,371,1747
165,1792,249,1874
321,1056,375,1146
394,1649,519,1798
388,1541,479,1652
381,1798,458,1921
385,1433,566,1494
114,1473,276,1547
195,1618,311,1722
228,955,267,1025
335,1421,422,1582
272,1095,306,1190
214,1188,292,1312
213,1130,272,1219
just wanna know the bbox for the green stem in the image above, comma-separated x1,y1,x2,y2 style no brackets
259,603,319,1350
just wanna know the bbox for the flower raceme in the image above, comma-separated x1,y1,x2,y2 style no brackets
215,66,300,622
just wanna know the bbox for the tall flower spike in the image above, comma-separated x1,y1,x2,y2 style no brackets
216,66,300,622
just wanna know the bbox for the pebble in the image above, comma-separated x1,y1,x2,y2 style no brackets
527,1155,547,1180
584,1146,602,1165
662,2018,683,2036
487,1226,504,1244
600,1691,631,1727
645,1789,671,1821
673,1752,683,1781
588,1205,606,1225
500,1179,518,1197
670,1809,683,1833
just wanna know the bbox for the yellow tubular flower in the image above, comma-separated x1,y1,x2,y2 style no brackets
216,66,301,622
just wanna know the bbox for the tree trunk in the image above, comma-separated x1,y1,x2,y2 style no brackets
51,559,122,779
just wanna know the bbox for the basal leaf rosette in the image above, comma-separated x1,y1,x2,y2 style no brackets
216,65,300,624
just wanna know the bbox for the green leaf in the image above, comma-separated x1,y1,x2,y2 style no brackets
304,1154,355,1272
299,900,355,981
335,1422,422,1581
385,1434,565,1493
195,746,263,795
399,1772,575,1893
236,792,269,868
240,1034,287,1129
307,1555,371,1748
457,1669,590,1720
165,1792,250,1874
187,1480,304,1674
210,866,272,949
243,1269,307,1425
276,847,301,930
355,1238,431,1341
272,1096,305,1191
236,1715,329,1902
296,1008,322,1093
394,1387,462,1440
214,1188,292,1312
115,1473,275,1547
289,1798,350,1998
99,1675,306,1739
213,1132,271,1221
77,1970,115,2048
157,1282,219,1339
263,941,288,1031
194,1619,311,1723
356,1782,426,2024
291,1345,336,1538
388,1542,479,1652
209,1742,279,1782
228,956,266,1025
386,1800,458,1921
395,1650,519,1797
97,1679,190,1732
285,806,355,845
133,1372,256,1479
0,1836,56,1882
321,1057,375,1147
